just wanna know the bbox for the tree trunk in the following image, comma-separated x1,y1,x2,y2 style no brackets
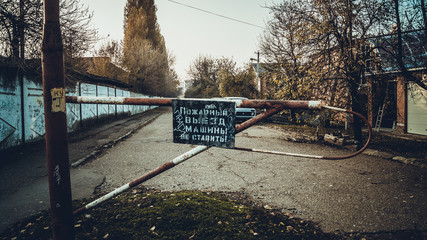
11,23,20,62
350,81,363,150
421,0,427,69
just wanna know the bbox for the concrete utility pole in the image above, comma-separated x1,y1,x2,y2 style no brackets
251,51,261,93
41,0,74,239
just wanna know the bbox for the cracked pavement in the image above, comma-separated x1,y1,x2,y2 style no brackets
77,109,427,234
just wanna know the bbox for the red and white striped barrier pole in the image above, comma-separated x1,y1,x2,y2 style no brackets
73,145,209,215
73,107,283,215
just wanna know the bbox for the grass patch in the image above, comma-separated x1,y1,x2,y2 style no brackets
1,189,341,240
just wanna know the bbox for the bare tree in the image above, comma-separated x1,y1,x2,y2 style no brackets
0,0,97,63
367,0,426,89
261,0,390,147
392,0,427,90
60,0,98,66
0,0,42,61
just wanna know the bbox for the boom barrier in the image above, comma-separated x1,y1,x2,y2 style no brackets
64,96,372,216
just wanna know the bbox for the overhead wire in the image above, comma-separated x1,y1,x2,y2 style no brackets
165,0,264,29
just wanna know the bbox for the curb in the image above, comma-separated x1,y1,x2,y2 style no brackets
71,113,161,168
278,129,426,168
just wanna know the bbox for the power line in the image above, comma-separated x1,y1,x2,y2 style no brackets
165,0,264,29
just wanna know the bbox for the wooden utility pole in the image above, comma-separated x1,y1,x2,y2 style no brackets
41,0,74,239
19,0,25,60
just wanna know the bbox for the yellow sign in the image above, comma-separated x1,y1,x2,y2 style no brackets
51,88,66,113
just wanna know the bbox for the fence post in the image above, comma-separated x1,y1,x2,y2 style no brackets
41,0,74,239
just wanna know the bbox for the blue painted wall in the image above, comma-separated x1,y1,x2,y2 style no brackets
0,70,156,150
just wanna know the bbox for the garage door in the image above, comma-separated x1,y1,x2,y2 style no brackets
407,82,427,136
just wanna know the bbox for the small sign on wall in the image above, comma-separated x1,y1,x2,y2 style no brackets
172,100,236,148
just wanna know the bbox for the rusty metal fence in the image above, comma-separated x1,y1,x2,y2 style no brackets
65,96,372,216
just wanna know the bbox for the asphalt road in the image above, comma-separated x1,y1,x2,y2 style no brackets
0,108,163,232
79,109,426,234
1,107,426,235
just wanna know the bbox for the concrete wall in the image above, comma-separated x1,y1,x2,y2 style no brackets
0,71,155,150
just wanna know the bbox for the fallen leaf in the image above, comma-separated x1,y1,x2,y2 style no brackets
150,226,156,231
249,229,259,236
103,233,109,239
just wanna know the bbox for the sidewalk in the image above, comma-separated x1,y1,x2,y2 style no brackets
0,107,166,232
274,124,427,168
363,129,427,168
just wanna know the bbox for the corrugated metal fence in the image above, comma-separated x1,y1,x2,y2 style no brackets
0,74,156,150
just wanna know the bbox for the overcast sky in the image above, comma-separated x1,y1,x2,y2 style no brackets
79,0,275,81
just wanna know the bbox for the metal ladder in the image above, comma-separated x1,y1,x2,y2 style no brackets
374,81,389,132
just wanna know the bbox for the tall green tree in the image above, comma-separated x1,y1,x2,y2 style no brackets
218,64,257,98
185,55,223,98
185,56,257,98
122,0,178,96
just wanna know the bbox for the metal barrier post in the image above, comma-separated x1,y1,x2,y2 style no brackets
42,0,74,238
